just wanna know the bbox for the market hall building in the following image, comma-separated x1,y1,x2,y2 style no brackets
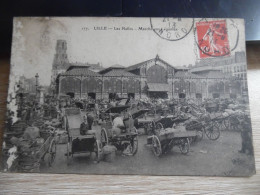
53,40,243,100
56,55,242,100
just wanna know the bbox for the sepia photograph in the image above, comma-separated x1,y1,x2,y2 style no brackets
2,17,255,176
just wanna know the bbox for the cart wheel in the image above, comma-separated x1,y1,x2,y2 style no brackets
179,138,190,154
152,135,162,157
67,142,72,166
48,140,56,167
101,128,108,147
205,122,220,140
129,135,138,155
93,140,102,162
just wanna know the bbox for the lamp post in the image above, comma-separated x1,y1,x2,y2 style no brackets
101,75,103,99
35,73,39,94
121,75,123,97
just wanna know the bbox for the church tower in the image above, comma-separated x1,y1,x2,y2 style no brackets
51,40,70,94
53,40,69,68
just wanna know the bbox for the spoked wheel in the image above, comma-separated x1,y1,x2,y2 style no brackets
205,122,220,140
179,138,190,154
152,135,162,157
100,128,108,147
129,136,138,156
93,140,102,162
66,142,72,166
48,140,56,167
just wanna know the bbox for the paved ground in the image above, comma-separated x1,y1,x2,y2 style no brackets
42,129,255,176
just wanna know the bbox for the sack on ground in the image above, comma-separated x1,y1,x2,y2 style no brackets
103,145,117,155
23,126,40,140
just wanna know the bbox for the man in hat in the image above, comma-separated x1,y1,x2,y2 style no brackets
239,114,253,155
112,113,124,136
80,116,89,135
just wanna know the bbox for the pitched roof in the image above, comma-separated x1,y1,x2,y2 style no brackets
175,66,190,70
103,69,137,77
99,65,125,74
67,65,91,71
174,71,204,79
126,59,154,71
126,56,176,71
61,67,100,77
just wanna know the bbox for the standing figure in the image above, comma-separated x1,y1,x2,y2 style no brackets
239,115,254,155
80,116,89,135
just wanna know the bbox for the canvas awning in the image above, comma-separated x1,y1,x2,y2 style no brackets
147,83,170,92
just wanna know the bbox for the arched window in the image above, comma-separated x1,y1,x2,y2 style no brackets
104,80,109,93
109,78,116,93
225,81,230,93
96,79,102,93
174,81,180,93
219,81,224,93
87,78,97,92
185,81,190,93
147,65,167,83
202,81,207,94
135,80,140,93
179,79,186,93
60,77,80,94
123,80,128,93
128,79,135,93
190,81,196,93
195,81,202,93
82,78,88,93
115,79,122,93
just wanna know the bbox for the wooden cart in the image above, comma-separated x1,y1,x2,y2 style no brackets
98,106,139,156
147,126,196,157
64,108,105,165
18,130,56,172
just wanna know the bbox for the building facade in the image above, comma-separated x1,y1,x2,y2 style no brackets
57,66,141,99
192,51,247,90
52,40,243,100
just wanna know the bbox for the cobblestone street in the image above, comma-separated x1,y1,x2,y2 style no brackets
44,130,255,176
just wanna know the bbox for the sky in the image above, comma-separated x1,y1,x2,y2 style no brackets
10,17,246,85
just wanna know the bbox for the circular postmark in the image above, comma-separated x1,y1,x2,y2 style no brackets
194,18,239,58
150,18,194,41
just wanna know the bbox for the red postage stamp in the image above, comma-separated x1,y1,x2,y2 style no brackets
196,20,230,58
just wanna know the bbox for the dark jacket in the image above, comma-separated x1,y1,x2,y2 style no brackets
80,122,89,135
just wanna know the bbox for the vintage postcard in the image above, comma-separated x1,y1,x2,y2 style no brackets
2,17,255,176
